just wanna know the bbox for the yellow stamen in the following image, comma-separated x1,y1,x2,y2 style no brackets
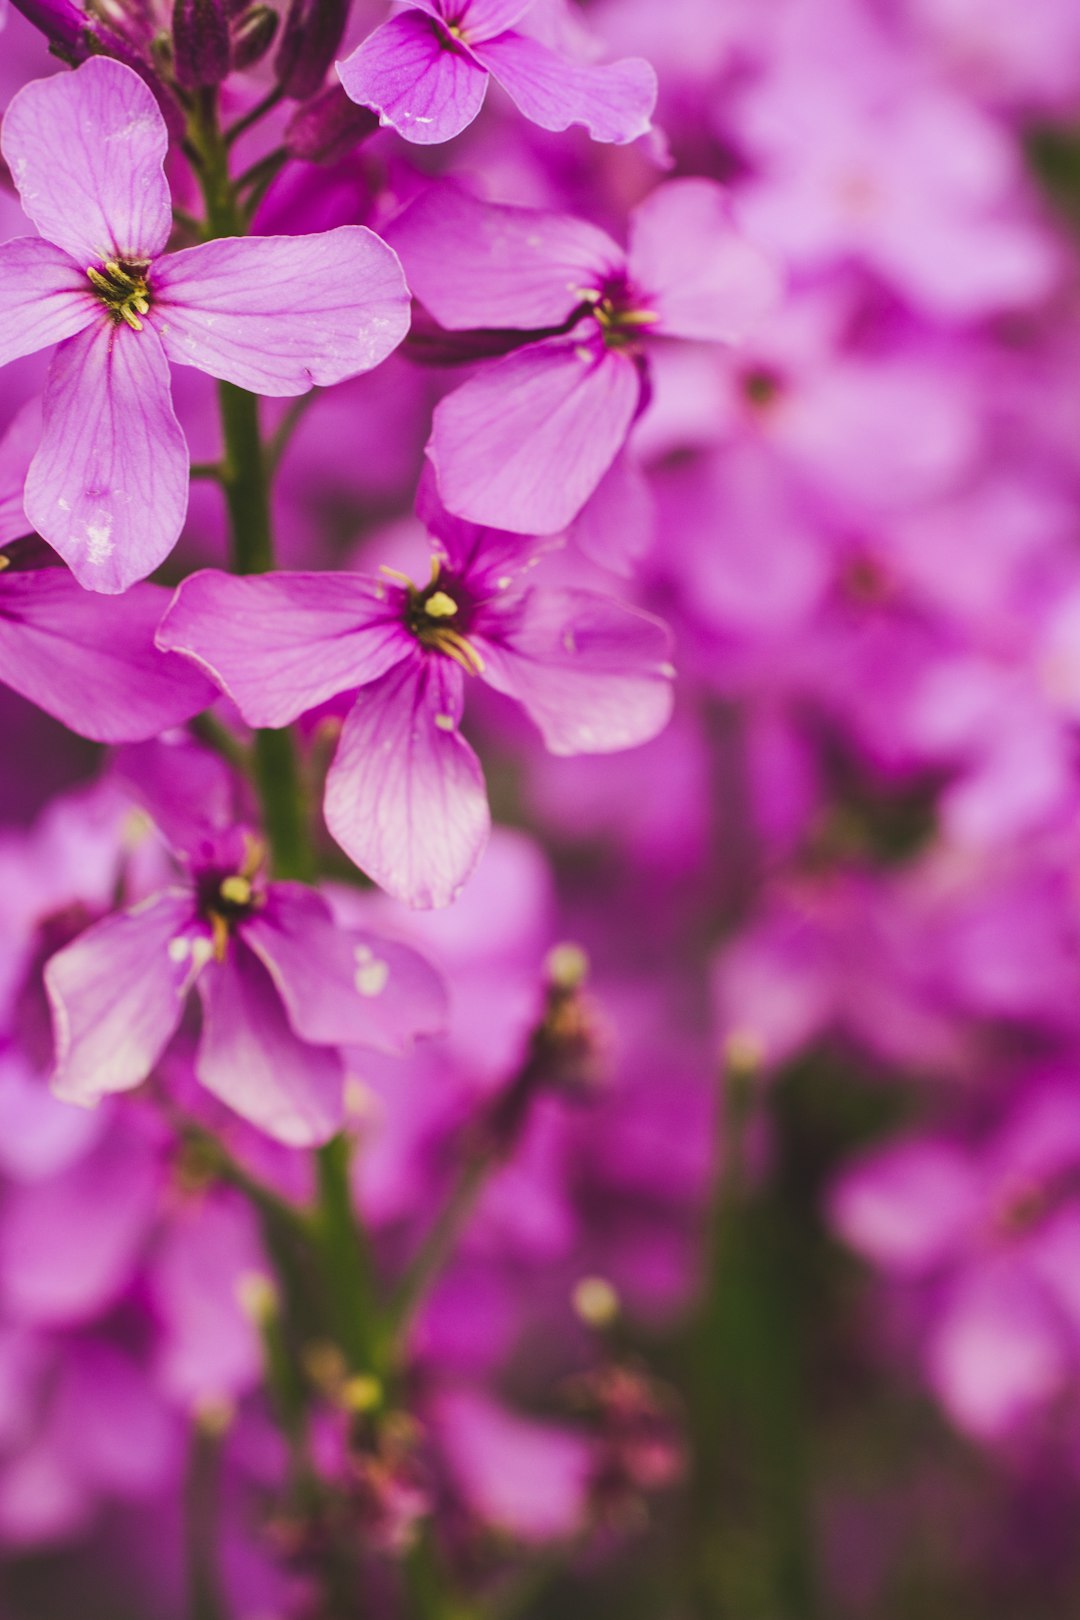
219,874,253,908
431,626,485,675
0,554,10,573
424,590,458,619
118,306,143,331
210,912,229,962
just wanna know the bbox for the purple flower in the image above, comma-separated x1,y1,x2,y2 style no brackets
158,483,675,907
0,406,212,741
0,57,411,592
387,180,779,534
45,754,447,1144
337,0,656,147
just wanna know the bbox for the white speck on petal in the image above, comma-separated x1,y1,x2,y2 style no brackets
353,945,389,998
84,510,114,565
167,937,191,963
434,713,455,731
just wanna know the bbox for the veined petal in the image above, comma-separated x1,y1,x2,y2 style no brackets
337,9,489,145
386,184,620,331
242,883,447,1052
0,239,95,369
627,180,781,343
157,569,409,728
413,0,535,40
46,892,200,1107
428,336,640,534
0,575,213,743
477,588,675,753
476,30,656,144
25,320,189,594
152,227,410,396
324,656,490,909
1,57,171,264
196,942,344,1147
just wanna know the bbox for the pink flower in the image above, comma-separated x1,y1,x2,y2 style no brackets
45,745,446,1144
388,180,779,533
0,56,411,591
158,482,675,907
337,0,656,147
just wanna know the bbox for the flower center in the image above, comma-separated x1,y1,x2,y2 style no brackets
195,837,267,960
386,559,485,675
582,276,659,351
87,259,152,331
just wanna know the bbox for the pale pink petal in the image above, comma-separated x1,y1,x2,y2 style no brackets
828,1139,981,1276
0,239,95,368
0,575,212,742
337,10,489,145
429,337,640,534
157,569,408,727
324,656,490,909
25,321,189,594
627,180,781,343
477,589,674,754
453,0,535,40
476,30,656,143
566,452,655,575
387,183,619,331
242,883,447,1051
196,941,344,1146
153,227,410,396
0,57,171,264
46,892,200,1106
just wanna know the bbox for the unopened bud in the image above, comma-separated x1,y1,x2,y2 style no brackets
342,1373,383,1414
9,0,91,60
285,82,379,164
172,0,230,88
573,1276,620,1329
229,1,276,68
545,941,589,992
274,0,347,100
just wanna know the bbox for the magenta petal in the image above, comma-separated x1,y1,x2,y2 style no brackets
25,321,189,593
0,239,95,368
157,569,408,726
46,892,200,1106
0,574,212,743
153,227,410,397
387,184,620,331
337,10,489,145
324,656,490,909
0,58,171,264
450,0,535,40
0,401,41,546
477,589,674,754
196,941,344,1146
429,338,640,534
627,181,781,344
475,30,656,144
243,883,447,1051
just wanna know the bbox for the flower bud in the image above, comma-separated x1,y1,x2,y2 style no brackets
284,81,378,164
229,1,276,69
8,0,91,60
274,0,347,101
172,0,230,89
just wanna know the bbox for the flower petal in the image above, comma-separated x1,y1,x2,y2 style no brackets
46,892,199,1106
196,941,344,1146
0,401,41,547
477,588,674,753
337,10,489,145
324,656,490,909
627,180,781,343
0,238,95,369
0,574,213,742
157,568,408,727
152,227,410,396
24,320,189,594
242,883,447,1051
0,57,171,265
475,30,656,144
386,183,619,331
428,337,640,534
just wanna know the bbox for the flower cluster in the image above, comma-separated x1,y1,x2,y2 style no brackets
0,0,1079,1614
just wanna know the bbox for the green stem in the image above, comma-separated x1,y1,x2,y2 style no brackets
186,1414,229,1620
314,1133,383,1377
386,1148,490,1347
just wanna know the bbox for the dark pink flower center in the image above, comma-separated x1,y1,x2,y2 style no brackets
589,273,659,351
402,562,485,675
194,841,267,958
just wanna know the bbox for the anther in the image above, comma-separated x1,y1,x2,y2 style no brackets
219,874,253,908
424,590,458,619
